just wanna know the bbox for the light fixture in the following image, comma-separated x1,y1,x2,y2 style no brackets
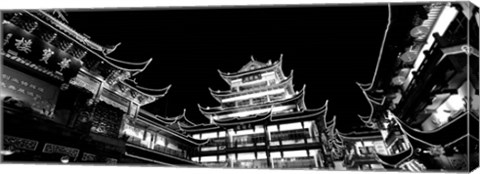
60,155,70,164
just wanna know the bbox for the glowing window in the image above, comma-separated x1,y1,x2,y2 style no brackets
283,150,308,158
279,122,303,131
201,156,217,162
219,155,226,162
201,132,217,139
237,152,255,160
270,152,281,158
257,152,267,159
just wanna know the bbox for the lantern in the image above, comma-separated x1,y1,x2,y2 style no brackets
392,76,406,86
399,51,418,63
410,26,429,38
60,156,70,163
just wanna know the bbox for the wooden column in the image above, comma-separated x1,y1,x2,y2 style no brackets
263,125,273,168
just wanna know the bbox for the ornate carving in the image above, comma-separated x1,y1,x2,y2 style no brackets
81,152,97,161
105,158,118,164
42,143,80,158
3,135,39,151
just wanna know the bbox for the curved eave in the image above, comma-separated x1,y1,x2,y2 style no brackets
356,82,373,91
135,115,210,146
356,82,386,125
29,11,154,73
361,3,393,92
325,115,337,129
271,100,328,123
177,109,197,126
103,56,153,73
198,85,306,116
337,130,383,141
178,123,221,133
376,146,413,167
121,80,171,98
213,110,273,126
218,56,283,84
210,70,294,101
393,111,468,147
138,111,177,125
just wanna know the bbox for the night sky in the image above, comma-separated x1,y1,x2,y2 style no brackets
63,4,390,132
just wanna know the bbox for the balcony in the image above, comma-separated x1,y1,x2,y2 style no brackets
126,137,188,160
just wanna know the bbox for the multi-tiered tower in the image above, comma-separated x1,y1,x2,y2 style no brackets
178,55,332,169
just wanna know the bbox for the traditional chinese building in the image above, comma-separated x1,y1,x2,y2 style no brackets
120,107,208,166
336,126,387,171
354,2,479,172
174,55,333,169
0,10,204,166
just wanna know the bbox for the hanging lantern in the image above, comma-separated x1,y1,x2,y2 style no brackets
410,26,430,38
60,83,70,91
60,155,70,163
399,51,418,63
392,76,406,86
86,98,94,106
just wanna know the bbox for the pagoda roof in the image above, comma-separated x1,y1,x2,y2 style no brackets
337,129,383,142
138,109,179,125
135,111,209,146
356,82,386,128
212,109,273,126
376,145,413,167
122,79,171,98
217,55,284,85
393,111,469,147
178,123,221,133
198,85,306,116
25,10,154,74
181,100,328,133
270,100,327,123
208,70,294,101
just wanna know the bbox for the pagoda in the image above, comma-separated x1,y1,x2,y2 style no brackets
178,55,332,169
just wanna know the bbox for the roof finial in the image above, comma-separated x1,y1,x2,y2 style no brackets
279,53,283,60
250,55,255,61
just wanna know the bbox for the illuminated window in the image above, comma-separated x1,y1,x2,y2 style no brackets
283,150,308,158
201,156,217,162
218,155,226,162
309,149,318,156
257,152,267,159
254,125,265,133
268,125,279,132
237,152,255,160
191,157,199,162
201,132,217,139
270,152,281,158
279,122,303,131
218,131,226,137
193,134,200,139
236,129,254,136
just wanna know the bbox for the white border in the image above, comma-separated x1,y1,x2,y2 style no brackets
2,1,479,174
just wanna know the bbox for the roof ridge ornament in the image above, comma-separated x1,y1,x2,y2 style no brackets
103,42,122,55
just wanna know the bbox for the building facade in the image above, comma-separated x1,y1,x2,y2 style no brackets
176,56,334,169
352,2,479,172
1,10,205,166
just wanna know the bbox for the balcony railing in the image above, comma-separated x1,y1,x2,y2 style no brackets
127,137,188,159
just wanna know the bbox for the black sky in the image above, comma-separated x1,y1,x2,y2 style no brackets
63,4,389,132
